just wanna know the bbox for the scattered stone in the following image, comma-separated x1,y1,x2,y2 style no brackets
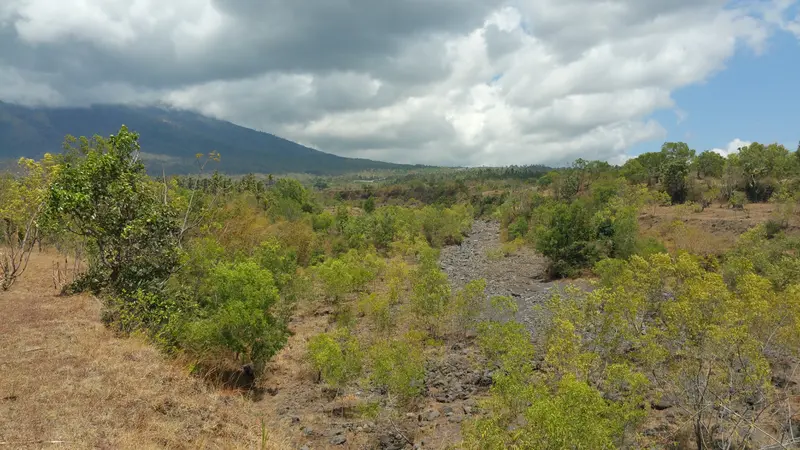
379,433,407,450
330,435,347,445
652,398,674,411
439,220,556,335
463,405,473,415
300,446,310,450
448,415,464,423
325,428,345,437
301,426,314,437
425,409,440,421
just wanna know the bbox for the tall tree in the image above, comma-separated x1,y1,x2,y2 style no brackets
42,126,180,293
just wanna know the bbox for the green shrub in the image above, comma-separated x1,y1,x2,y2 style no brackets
368,336,426,404
417,203,473,247
634,236,667,257
253,239,297,289
41,126,180,294
363,196,376,213
532,200,599,278
449,279,487,335
764,219,787,239
179,260,288,376
103,289,185,340
357,293,394,335
508,216,529,240
312,211,335,232
410,247,451,334
307,330,363,389
314,248,384,302
729,190,747,209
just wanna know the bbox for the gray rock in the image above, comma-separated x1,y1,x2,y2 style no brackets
330,435,347,445
425,409,440,421
448,415,464,423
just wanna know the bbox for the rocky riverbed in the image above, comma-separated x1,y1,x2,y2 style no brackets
439,220,560,334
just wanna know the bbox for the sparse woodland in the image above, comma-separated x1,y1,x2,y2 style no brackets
2,128,800,449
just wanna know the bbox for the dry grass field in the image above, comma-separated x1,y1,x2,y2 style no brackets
0,251,290,450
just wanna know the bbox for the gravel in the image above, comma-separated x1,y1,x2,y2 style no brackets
439,220,558,334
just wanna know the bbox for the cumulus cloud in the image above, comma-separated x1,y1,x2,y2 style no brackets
0,0,795,166
711,138,753,157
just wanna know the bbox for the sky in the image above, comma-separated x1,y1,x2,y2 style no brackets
0,0,798,167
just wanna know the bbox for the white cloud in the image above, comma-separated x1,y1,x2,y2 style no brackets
0,0,795,166
711,138,752,157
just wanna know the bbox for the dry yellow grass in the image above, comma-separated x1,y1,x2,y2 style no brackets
0,251,290,450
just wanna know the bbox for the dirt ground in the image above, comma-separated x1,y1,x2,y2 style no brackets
639,202,794,255
0,252,483,450
0,251,288,450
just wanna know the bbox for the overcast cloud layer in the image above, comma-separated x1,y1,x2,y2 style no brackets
1,0,798,166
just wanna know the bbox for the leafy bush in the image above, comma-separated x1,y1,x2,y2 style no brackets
363,196,376,213
417,203,473,247
507,216,529,240
307,330,363,389
42,127,180,293
410,246,451,334
449,279,487,336
179,260,289,376
729,190,747,209
531,200,600,278
314,248,385,302
311,211,335,232
550,253,800,448
0,156,57,290
634,236,667,257
368,336,426,404
357,293,394,335
253,238,297,289
724,224,800,290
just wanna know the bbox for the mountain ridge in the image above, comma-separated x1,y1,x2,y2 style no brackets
0,102,418,175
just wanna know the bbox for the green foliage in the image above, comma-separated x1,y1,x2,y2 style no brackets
449,279,487,335
662,158,689,203
531,200,599,277
312,211,335,232
418,203,474,247
634,236,667,257
363,196,376,213
553,253,800,448
314,248,385,302
179,260,289,376
0,155,58,289
253,238,298,290
410,246,452,333
265,177,315,220
368,335,426,404
729,190,747,209
307,330,363,389
736,142,792,201
507,216,528,240
694,150,726,178
724,224,800,290
464,300,647,449
42,127,180,293
357,292,394,335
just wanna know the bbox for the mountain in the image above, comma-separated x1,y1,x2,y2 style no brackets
0,102,416,175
